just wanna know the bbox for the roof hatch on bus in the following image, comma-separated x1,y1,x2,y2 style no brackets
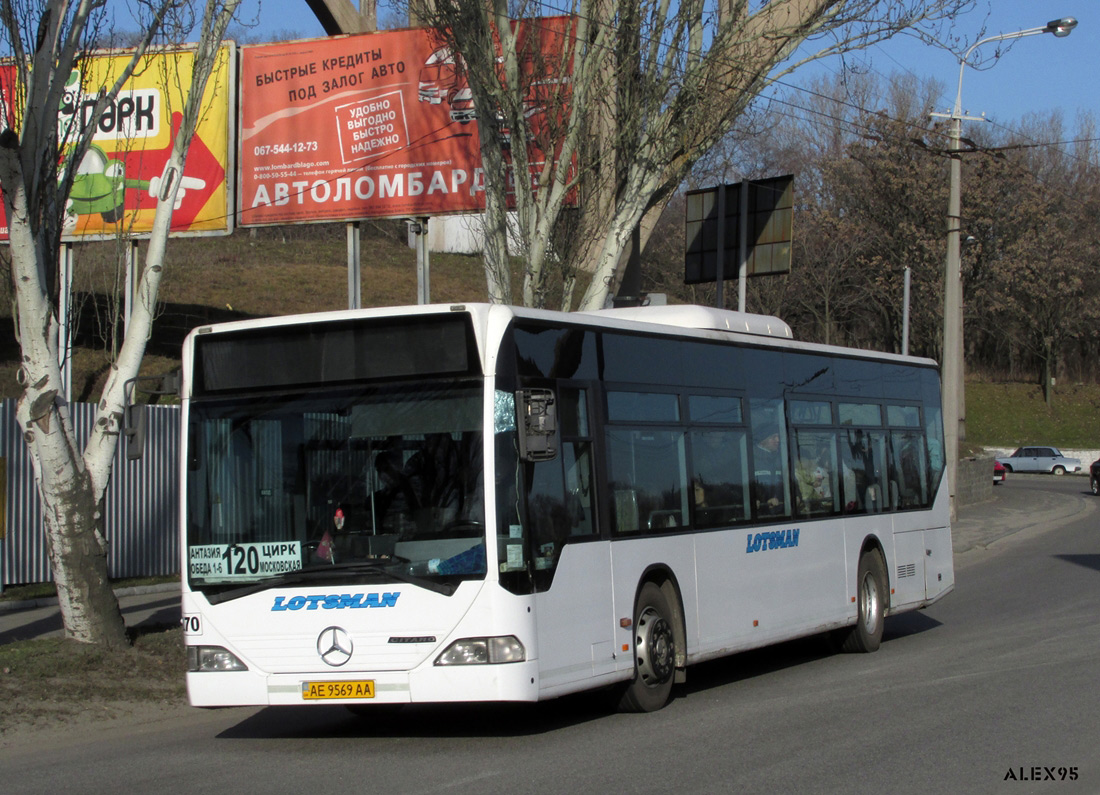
581,305,793,338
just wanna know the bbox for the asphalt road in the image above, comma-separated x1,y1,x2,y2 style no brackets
2,475,1098,794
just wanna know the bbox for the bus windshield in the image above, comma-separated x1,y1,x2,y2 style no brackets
185,381,486,596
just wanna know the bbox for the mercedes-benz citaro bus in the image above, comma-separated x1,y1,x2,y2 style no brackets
182,303,953,713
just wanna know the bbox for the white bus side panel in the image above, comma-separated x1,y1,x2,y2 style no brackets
886,477,953,610
534,541,624,699
608,535,699,670
694,521,849,657
889,528,928,609
923,525,955,602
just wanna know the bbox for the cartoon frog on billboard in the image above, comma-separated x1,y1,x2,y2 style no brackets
63,144,205,227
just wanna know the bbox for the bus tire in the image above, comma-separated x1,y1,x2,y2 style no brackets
838,549,886,653
618,582,677,712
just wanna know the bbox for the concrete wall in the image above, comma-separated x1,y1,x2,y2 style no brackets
410,213,521,255
957,456,995,507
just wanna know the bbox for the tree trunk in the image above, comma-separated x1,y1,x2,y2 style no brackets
44,487,128,646
0,0,241,646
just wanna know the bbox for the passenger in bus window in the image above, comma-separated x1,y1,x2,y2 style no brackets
751,423,784,515
894,433,927,507
842,430,869,513
373,451,420,535
418,433,461,512
693,477,708,510
796,452,831,504
795,440,835,515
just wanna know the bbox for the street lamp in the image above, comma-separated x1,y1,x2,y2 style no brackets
933,17,1077,518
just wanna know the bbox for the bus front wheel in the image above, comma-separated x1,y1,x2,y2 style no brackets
619,582,676,712
837,550,886,653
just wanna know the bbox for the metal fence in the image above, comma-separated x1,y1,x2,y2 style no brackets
0,400,180,589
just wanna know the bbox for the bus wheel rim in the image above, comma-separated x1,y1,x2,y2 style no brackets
636,607,674,687
860,570,880,635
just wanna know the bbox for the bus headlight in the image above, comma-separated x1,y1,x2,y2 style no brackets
434,636,526,665
188,645,248,672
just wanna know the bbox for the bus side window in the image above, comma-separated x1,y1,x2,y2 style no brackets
563,442,596,537
607,429,688,533
842,429,890,513
749,399,791,520
526,457,568,568
794,430,838,516
526,441,597,563
891,430,928,508
690,429,749,527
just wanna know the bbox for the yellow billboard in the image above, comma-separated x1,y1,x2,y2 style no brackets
0,44,235,241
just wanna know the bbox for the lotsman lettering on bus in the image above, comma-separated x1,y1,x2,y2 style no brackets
270,592,401,611
745,528,800,553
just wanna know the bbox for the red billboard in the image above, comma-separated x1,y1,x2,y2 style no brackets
238,20,572,226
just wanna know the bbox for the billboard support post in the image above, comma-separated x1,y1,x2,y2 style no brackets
408,217,430,305
57,244,74,403
738,180,749,313
346,222,362,310
714,184,725,309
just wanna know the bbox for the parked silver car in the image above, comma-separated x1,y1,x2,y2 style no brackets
995,446,1082,475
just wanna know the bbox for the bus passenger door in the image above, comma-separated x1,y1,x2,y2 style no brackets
534,542,617,691
523,399,618,691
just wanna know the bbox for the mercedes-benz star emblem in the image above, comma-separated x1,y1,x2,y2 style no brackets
317,626,353,667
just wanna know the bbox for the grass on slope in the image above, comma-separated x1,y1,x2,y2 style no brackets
965,381,1100,450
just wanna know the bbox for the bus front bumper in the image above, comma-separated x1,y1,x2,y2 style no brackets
186,660,541,707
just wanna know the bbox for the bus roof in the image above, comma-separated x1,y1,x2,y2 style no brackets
577,305,793,339
185,303,937,371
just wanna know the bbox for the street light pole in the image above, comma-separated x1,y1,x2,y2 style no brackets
931,17,1077,519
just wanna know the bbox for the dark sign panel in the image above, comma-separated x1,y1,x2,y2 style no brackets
685,175,794,284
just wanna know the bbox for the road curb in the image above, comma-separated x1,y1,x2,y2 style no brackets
953,477,1095,554
0,582,179,615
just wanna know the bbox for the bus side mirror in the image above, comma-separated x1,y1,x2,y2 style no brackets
516,388,557,462
124,370,181,461
125,402,148,461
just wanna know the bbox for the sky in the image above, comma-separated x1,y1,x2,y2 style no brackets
840,1,1098,132
239,0,1097,134
243,0,1100,125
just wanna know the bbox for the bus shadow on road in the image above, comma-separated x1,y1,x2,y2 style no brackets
216,693,618,740
1054,553,1100,573
683,611,943,697
883,609,943,640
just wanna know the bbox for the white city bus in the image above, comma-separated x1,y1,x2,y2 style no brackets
182,303,953,712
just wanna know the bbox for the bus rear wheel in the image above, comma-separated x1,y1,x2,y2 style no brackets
619,582,677,712
837,550,886,653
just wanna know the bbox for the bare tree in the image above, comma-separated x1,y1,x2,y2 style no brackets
970,114,1100,406
0,0,241,646
413,0,976,311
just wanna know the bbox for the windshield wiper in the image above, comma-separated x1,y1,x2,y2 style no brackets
204,560,456,604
